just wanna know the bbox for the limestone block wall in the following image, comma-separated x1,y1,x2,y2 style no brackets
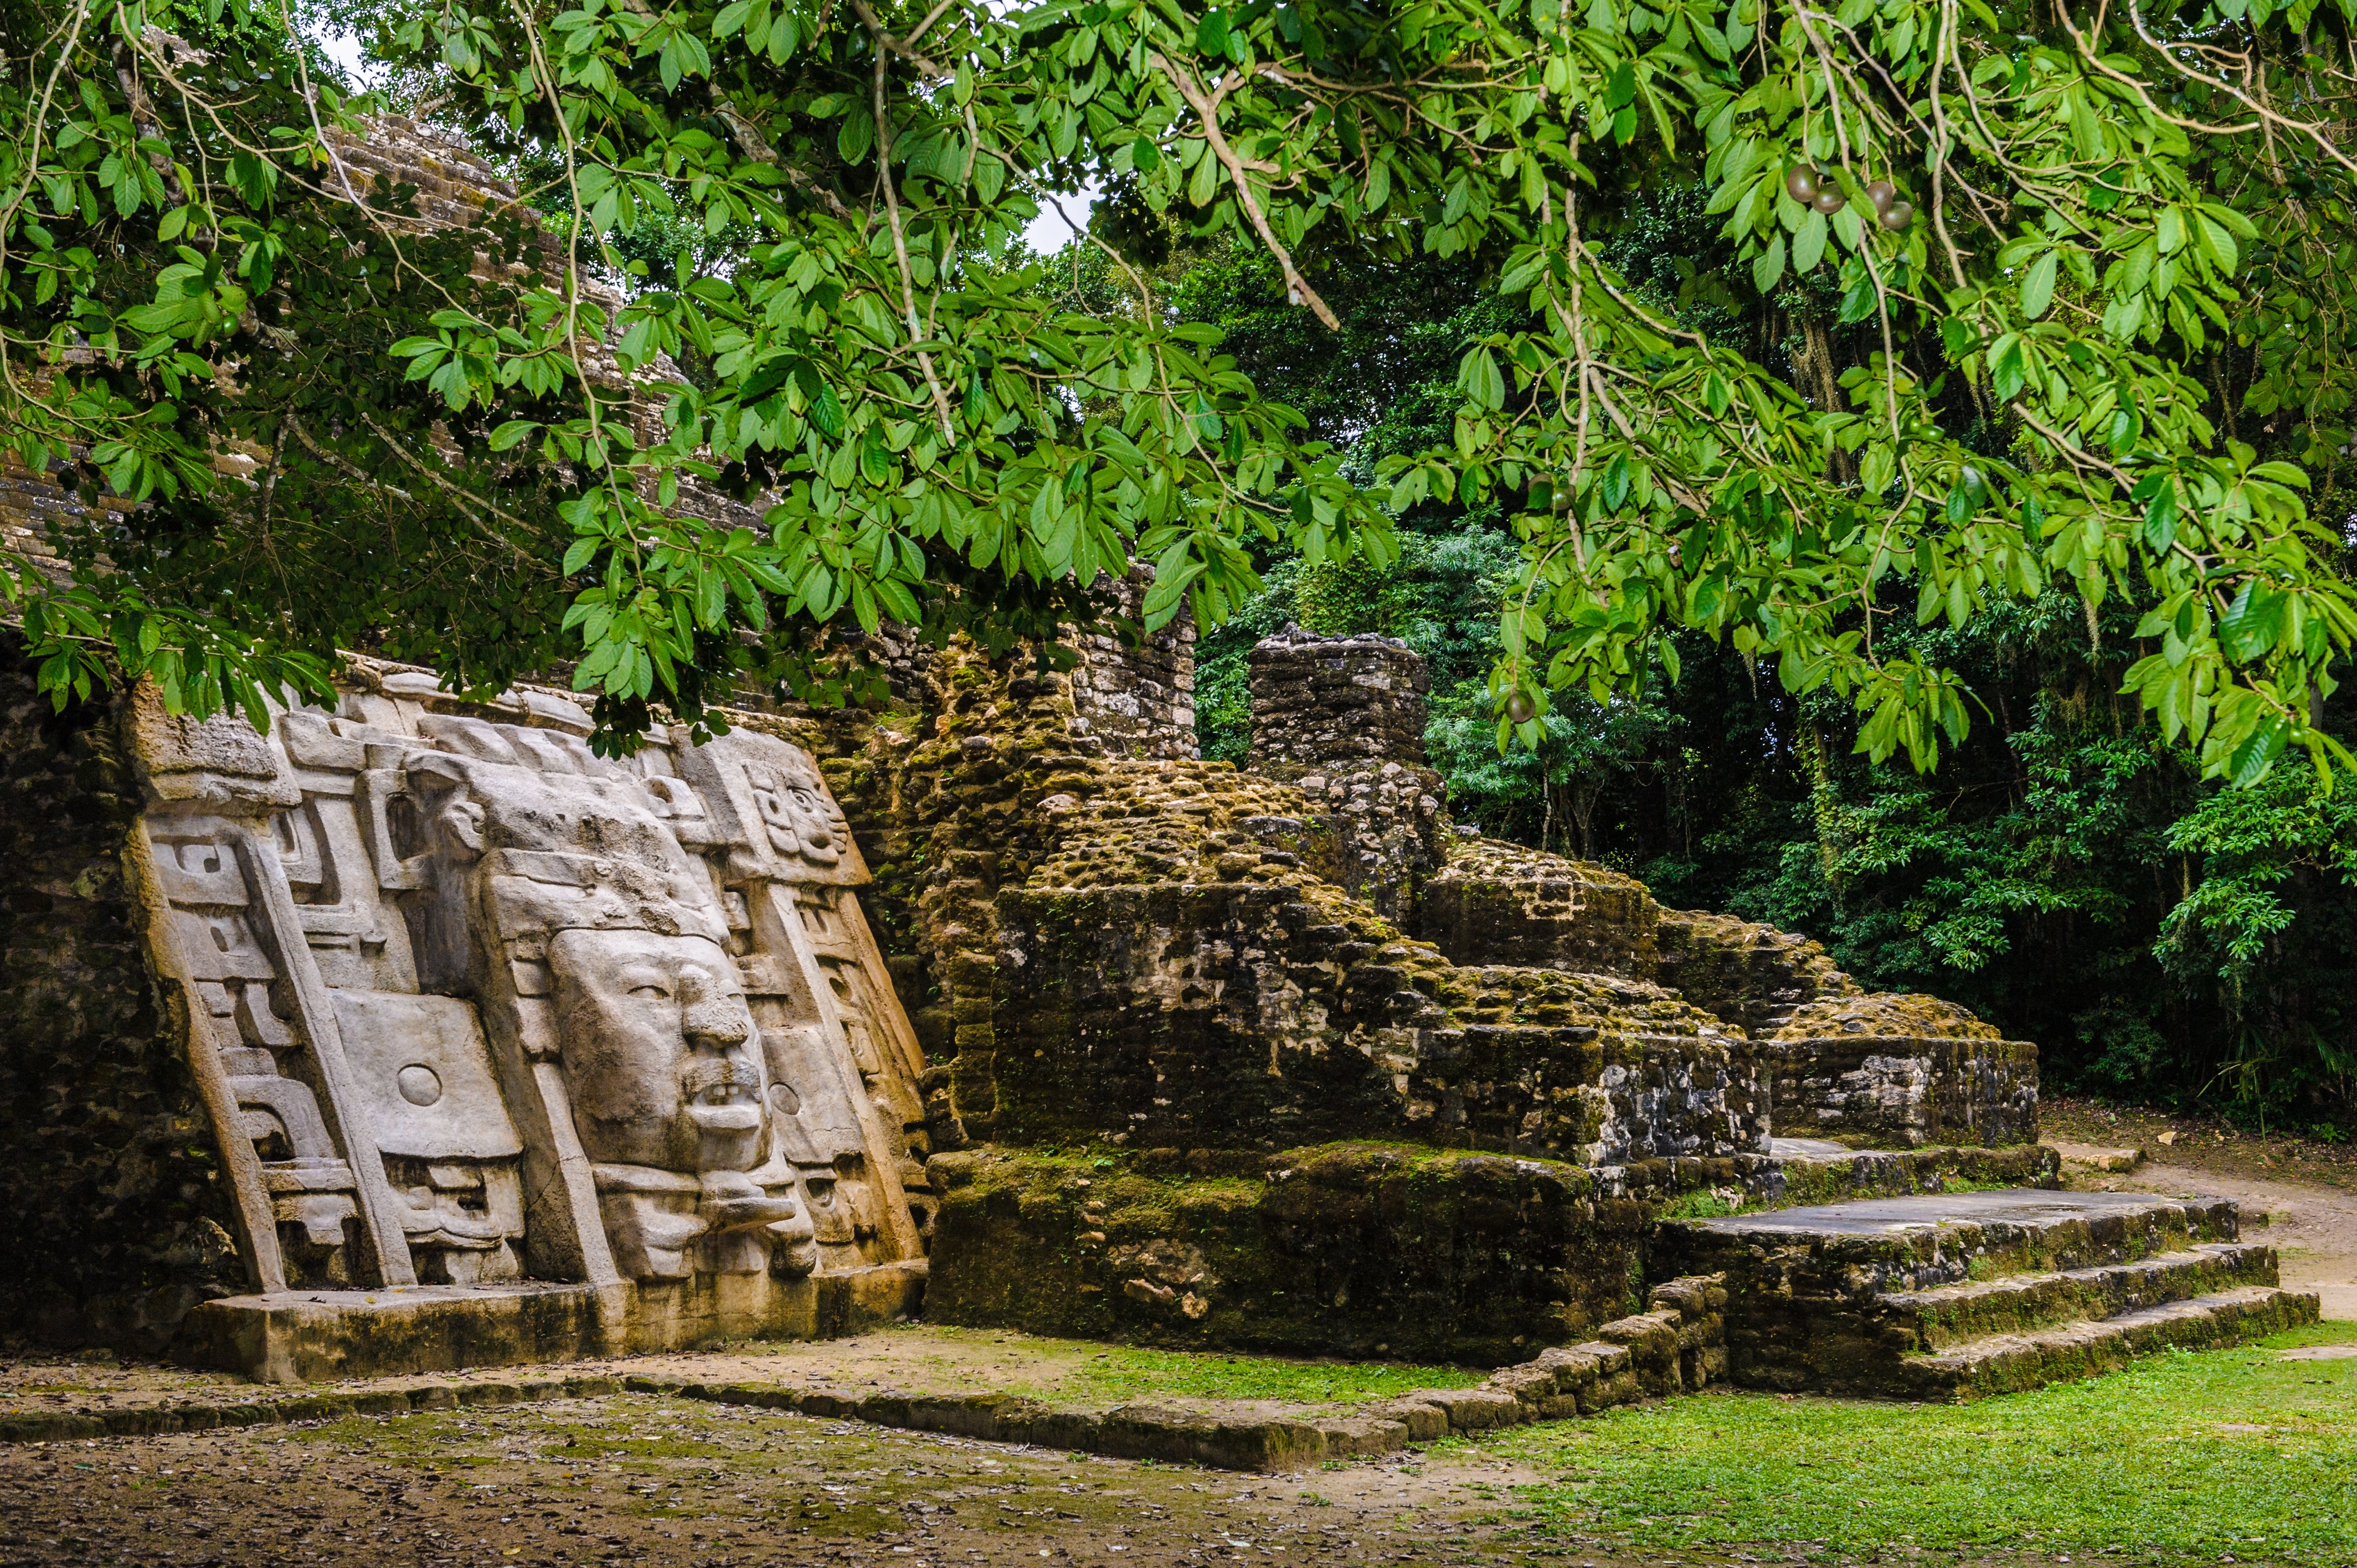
1766,995,2040,1148
1243,628,1445,922
924,1141,2062,1365
1247,627,1431,768
985,880,1766,1165
1418,840,1663,978
0,635,245,1352
1653,907,1859,1036
1066,568,1197,762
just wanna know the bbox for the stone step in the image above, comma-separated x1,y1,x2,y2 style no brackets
1652,1189,2262,1396
1655,1189,2242,1303
1877,1242,2278,1349
1892,1285,2322,1401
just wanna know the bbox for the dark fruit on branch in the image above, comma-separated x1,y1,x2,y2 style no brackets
1865,179,1898,212
1878,200,1913,231
1784,166,1821,204
1505,692,1537,725
1812,186,1845,214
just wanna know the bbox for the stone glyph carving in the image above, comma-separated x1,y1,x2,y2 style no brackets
127,663,933,1324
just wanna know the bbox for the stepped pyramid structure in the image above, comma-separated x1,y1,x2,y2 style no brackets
0,120,2315,1397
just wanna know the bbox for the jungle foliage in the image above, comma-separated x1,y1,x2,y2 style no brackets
4,0,2357,778
1175,209,2357,1131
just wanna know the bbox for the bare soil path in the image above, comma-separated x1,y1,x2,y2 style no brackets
0,1394,1601,1568
2044,1097,2357,1321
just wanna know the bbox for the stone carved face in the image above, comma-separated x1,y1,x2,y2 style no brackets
548,927,766,1175
746,764,841,867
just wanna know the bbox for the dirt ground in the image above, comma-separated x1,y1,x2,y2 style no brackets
2044,1097,2357,1321
0,1395,1608,1568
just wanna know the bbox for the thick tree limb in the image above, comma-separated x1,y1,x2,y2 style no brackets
1149,50,1339,331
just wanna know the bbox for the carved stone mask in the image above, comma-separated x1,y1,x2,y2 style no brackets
548,928,766,1175
748,765,841,867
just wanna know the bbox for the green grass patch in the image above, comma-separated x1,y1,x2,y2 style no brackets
1483,1324,2357,1563
1039,1343,1480,1406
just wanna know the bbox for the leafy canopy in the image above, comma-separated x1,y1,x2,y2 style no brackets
2,0,2353,780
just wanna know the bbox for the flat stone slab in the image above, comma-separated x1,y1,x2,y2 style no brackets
1769,1137,1852,1159
1675,1188,2219,1239
178,1261,929,1382
2053,1140,2147,1172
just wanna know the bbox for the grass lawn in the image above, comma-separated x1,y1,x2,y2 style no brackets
1474,1319,2357,1564
996,1333,1485,1406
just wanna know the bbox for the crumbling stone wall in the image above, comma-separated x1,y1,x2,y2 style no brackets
1653,907,1859,1036
1766,996,2039,1148
1243,628,1445,922
924,1140,2060,1365
989,879,1764,1163
0,636,244,1352
1419,840,1663,977
1067,568,1197,762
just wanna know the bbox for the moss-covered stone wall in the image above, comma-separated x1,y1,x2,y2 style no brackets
924,1141,2060,1366
0,637,244,1351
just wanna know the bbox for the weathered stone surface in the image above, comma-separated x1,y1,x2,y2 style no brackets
1067,567,1198,762
1653,1190,2290,1397
1243,627,1444,922
0,635,246,1353
923,1141,2061,1365
1421,841,1663,978
1764,1032,2040,1149
66,654,941,1374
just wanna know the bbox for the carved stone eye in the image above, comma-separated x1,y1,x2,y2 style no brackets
618,968,672,1000
396,1065,443,1107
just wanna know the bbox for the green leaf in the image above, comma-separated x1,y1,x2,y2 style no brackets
1792,208,1827,274
1458,346,1505,411
1752,234,1786,294
2142,482,2179,552
838,110,874,166
810,381,845,438
2021,251,2058,320
2219,580,2285,663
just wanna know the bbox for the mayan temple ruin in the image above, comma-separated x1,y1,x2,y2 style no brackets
0,125,2319,1446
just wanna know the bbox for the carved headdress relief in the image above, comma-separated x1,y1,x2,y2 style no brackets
129,665,933,1307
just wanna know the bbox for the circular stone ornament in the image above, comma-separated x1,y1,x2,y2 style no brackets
397,1065,444,1107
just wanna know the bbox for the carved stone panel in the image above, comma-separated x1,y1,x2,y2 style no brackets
127,666,933,1321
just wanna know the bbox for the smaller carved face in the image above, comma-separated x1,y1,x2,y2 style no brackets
549,929,765,1174
747,764,841,867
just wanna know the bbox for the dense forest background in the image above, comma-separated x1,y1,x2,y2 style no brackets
1048,192,2357,1141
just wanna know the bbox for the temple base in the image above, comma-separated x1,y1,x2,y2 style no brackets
178,1261,928,1383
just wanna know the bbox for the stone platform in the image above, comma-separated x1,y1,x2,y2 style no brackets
1656,1190,2320,1399
179,1261,927,1383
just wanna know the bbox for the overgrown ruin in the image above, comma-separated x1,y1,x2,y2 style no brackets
0,123,2317,1427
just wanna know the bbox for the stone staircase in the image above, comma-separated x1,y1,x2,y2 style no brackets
1653,1190,2319,1401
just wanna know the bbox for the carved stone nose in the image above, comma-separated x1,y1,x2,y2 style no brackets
677,963,748,1050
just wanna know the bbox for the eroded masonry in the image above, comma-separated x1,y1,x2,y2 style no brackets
0,120,2315,1402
